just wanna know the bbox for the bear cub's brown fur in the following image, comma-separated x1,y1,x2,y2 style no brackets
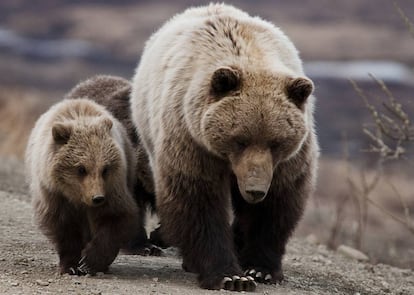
65,75,166,253
26,98,139,275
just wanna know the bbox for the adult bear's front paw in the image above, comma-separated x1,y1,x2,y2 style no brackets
199,273,257,291
244,267,284,284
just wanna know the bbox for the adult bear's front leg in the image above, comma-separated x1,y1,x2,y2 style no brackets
156,168,256,291
232,173,309,284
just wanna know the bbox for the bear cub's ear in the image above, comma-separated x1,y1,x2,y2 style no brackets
210,66,241,97
52,123,73,144
286,77,314,107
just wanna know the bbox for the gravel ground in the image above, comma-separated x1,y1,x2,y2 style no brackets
0,157,413,295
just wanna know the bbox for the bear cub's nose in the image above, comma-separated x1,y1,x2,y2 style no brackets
92,195,106,206
246,190,266,201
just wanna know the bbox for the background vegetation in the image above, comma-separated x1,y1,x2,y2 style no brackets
0,0,412,269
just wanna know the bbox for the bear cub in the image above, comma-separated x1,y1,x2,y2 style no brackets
65,75,167,253
26,98,139,275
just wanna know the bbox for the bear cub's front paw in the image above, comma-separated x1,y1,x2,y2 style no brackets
244,267,284,284
67,256,92,276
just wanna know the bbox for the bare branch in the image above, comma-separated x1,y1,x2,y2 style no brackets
366,195,414,235
350,76,412,160
393,0,414,39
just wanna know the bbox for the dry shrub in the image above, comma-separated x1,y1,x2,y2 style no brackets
298,158,414,269
0,87,57,158
300,1,414,269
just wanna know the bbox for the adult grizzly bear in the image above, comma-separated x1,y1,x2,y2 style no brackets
131,4,319,291
26,98,140,275
65,75,166,252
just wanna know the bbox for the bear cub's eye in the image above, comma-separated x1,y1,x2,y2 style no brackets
77,165,87,177
233,136,249,150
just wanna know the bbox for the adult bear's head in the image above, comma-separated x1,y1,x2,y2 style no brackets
186,66,313,204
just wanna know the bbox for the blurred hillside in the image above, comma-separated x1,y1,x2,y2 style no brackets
0,0,413,269
0,0,413,156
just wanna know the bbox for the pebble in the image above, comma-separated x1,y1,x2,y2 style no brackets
11,282,19,286
306,234,319,245
152,277,159,282
36,279,49,286
20,270,28,274
381,281,391,293
337,245,369,261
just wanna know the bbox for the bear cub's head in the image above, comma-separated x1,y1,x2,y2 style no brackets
51,116,124,207
197,66,314,204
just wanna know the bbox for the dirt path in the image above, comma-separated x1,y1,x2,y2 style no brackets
0,158,413,295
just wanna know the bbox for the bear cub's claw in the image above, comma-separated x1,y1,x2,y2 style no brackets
67,256,92,276
244,268,284,284
221,275,257,292
122,243,163,256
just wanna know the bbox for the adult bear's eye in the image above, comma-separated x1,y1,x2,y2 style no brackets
269,140,280,150
77,165,87,177
102,166,109,178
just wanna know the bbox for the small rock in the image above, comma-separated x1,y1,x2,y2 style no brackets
364,265,375,273
311,256,320,262
317,244,328,253
400,269,412,277
20,270,28,274
306,234,319,245
152,277,159,282
337,245,369,261
91,290,102,295
36,279,49,286
11,282,19,287
381,281,391,293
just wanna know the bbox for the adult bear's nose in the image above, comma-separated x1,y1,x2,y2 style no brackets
245,190,266,202
92,195,106,206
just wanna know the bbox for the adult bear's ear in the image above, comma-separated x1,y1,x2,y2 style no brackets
286,77,314,108
99,116,113,132
210,66,241,97
52,123,72,144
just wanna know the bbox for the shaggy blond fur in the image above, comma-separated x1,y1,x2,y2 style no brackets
131,3,319,291
26,98,139,275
